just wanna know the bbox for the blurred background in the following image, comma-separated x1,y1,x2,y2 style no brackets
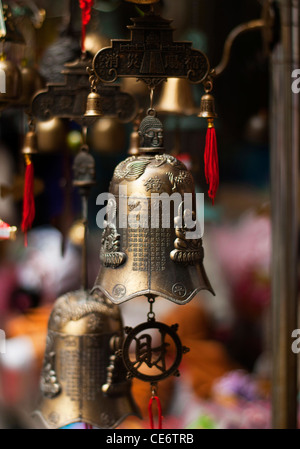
0,0,282,429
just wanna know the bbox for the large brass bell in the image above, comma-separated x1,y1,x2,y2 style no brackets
84,90,103,118
92,112,214,305
198,93,218,119
156,78,197,116
33,290,140,429
0,54,22,102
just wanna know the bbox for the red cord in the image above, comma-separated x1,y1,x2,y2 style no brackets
148,395,163,429
21,155,35,247
84,423,93,429
204,121,219,205
79,0,93,53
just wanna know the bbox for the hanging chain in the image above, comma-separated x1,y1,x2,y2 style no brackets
147,87,156,116
147,296,156,321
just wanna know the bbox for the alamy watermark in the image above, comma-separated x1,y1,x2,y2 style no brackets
291,69,300,94
0,329,6,354
0,69,5,94
96,186,204,239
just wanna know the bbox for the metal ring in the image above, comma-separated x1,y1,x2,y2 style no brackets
147,108,156,117
122,321,183,382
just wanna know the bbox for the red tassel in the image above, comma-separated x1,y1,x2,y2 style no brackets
79,0,93,53
204,119,219,205
148,395,163,429
21,155,35,246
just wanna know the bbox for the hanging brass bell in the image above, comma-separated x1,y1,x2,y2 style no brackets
0,55,22,102
32,289,141,429
36,118,67,153
84,91,103,117
198,93,218,119
92,112,214,305
18,66,45,106
156,78,197,116
21,129,38,155
90,118,125,154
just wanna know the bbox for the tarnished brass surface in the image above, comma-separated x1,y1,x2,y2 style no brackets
93,113,214,304
33,290,140,429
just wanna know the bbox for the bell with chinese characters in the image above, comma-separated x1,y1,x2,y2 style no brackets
92,111,214,305
33,290,140,429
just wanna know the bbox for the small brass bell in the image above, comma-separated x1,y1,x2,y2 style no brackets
198,93,218,119
0,55,22,102
21,129,38,155
84,90,103,118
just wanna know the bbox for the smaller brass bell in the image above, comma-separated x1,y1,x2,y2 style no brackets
21,130,38,155
84,91,103,117
198,93,218,119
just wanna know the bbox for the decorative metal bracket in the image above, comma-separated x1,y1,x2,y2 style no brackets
211,0,277,78
92,12,210,88
30,55,137,126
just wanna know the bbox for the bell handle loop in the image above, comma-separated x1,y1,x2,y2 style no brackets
203,77,213,94
149,86,154,109
147,296,156,321
86,67,99,92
